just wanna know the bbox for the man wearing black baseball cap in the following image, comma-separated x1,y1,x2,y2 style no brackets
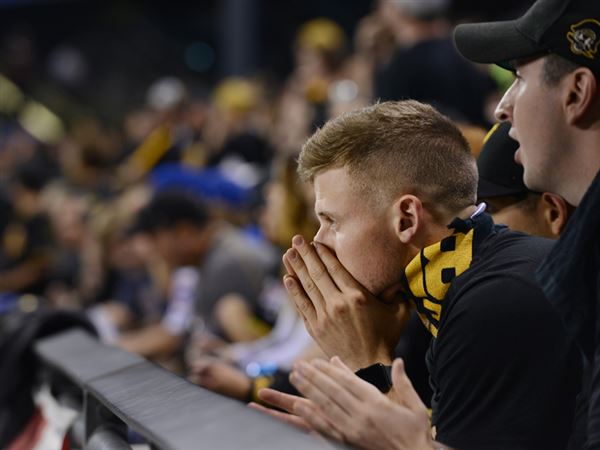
456,1,600,448
477,122,572,239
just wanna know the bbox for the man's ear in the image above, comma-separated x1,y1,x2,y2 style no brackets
392,195,423,244
540,192,571,237
564,67,598,126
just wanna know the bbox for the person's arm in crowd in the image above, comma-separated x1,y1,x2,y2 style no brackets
252,357,451,450
117,323,181,358
0,256,49,293
214,293,270,343
281,235,409,370
188,356,253,400
117,267,198,358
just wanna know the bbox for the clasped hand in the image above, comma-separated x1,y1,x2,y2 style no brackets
282,235,409,370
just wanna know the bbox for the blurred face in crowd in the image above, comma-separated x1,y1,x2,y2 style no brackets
12,184,38,218
153,223,207,267
312,166,407,296
495,57,570,197
259,180,287,246
153,227,180,267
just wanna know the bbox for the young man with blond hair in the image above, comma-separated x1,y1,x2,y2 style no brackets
254,100,580,450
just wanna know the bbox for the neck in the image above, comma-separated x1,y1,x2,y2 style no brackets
405,204,478,264
563,139,600,206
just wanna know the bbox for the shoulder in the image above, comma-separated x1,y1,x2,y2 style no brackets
477,228,554,265
440,232,558,337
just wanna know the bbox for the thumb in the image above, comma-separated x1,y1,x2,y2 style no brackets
391,358,425,412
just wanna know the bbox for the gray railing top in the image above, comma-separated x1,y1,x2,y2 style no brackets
35,329,347,450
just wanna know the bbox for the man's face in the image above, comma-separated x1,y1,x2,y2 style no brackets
312,166,407,296
153,227,180,267
484,195,548,237
495,57,567,194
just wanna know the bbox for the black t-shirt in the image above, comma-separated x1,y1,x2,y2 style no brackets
418,216,581,449
535,169,600,449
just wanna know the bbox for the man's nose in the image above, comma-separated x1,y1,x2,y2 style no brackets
313,227,324,244
494,82,515,123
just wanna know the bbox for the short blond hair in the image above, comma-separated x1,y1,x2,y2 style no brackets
298,100,477,215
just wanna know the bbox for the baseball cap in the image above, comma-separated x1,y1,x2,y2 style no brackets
477,122,530,199
454,0,600,74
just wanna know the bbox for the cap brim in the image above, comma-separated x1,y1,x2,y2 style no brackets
454,20,544,69
477,177,528,200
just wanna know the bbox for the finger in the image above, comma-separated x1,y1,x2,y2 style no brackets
391,358,426,412
292,235,339,298
290,370,356,427
293,399,346,443
313,242,362,292
189,360,212,377
329,356,355,374
282,252,296,277
315,357,382,402
291,361,361,418
283,274,317,331
248,402,314,432
257,388,303,414
290,235,339,298
283,248,325,313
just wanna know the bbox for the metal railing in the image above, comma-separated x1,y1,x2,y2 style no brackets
34,329,346,450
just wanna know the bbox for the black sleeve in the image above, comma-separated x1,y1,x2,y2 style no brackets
586,282,600,449
430,275,581,450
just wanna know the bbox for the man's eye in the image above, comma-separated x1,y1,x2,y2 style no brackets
324,217,337,230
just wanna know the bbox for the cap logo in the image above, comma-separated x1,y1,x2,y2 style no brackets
567,19,600,60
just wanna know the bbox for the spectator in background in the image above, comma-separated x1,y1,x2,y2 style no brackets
374,0,497,126
477,122,573,238
112,190,269,367
205,78,273,169
187,157,321,402
42,184,101,308
58,118,121,199
272,18,348,157
0,162,54,296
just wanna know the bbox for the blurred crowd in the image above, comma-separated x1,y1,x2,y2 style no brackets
0,0,515,403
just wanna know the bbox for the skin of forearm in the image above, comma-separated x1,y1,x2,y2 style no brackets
117,324,181,358
0,259,46,292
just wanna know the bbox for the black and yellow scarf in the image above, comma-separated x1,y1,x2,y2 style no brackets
402,210,494,338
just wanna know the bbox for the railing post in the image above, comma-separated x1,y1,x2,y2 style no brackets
84,393,129,449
